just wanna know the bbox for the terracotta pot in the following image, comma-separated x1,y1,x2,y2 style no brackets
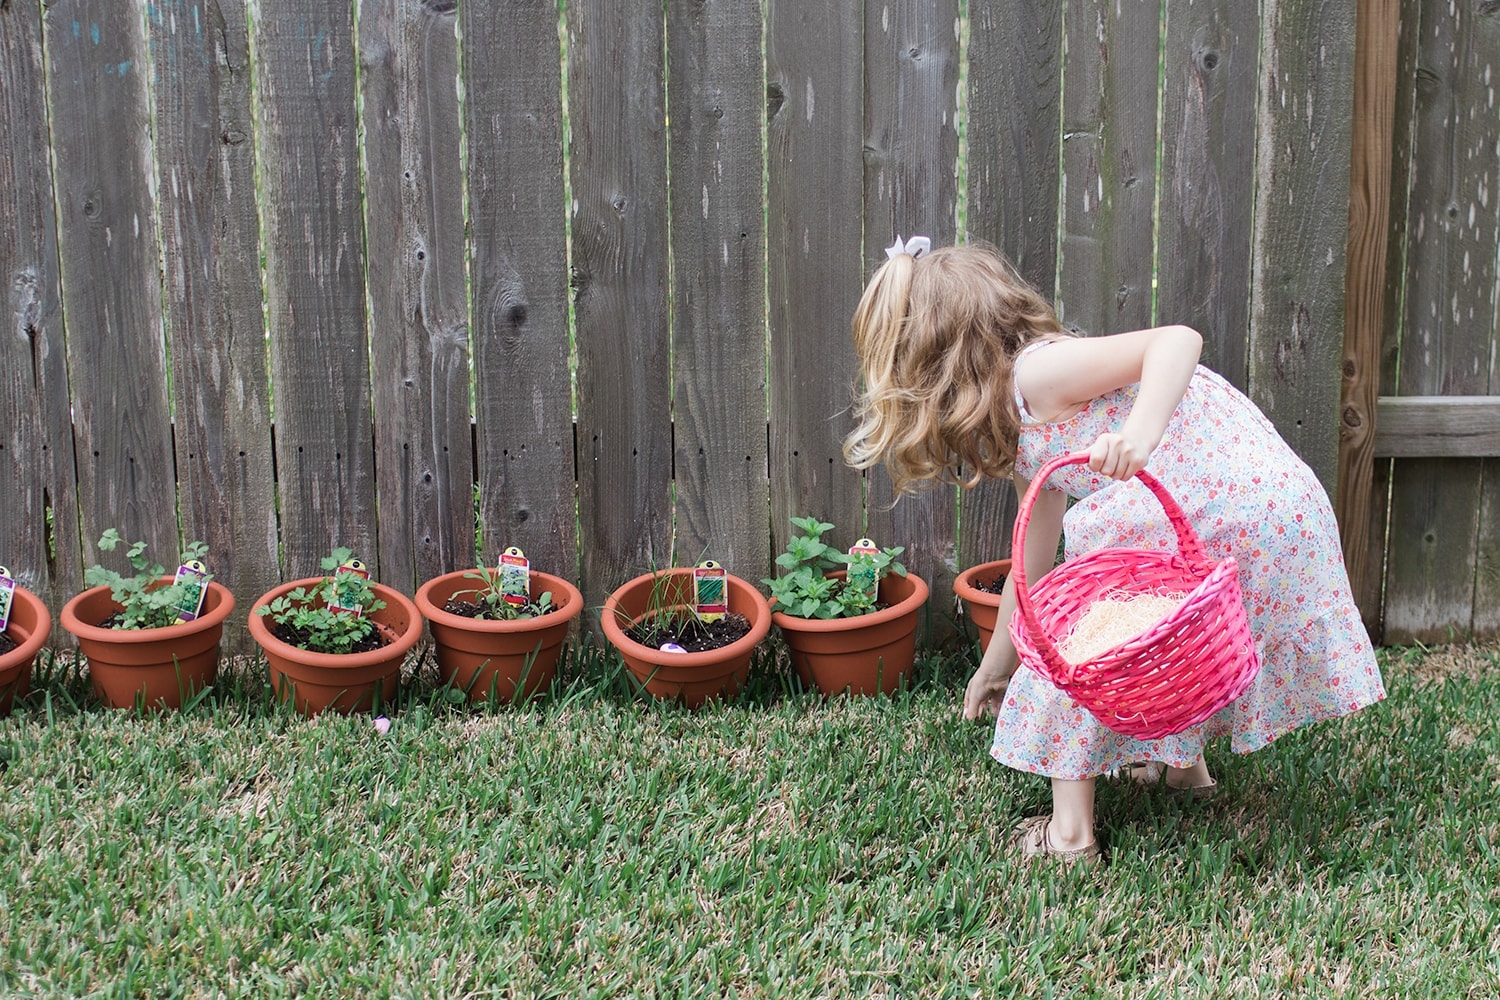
60,579,235,710
601,568,772,709
772,570,930,697
952,559,1013,653
1,584,51,715
415,569,583,704
248,578,421,716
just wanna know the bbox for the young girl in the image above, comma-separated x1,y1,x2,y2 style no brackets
845,240,1385,865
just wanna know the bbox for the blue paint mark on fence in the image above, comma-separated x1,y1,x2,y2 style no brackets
72,20,80,38
90,24,100,45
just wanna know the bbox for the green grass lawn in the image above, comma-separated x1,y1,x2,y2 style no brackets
1,641,1497,998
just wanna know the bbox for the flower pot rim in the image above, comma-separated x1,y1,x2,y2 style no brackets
1,584,52,666
952,558,1013,605
601,568,772,669
770,568,930,634
60,579,236,643
415,568,584,634
248,577,422,668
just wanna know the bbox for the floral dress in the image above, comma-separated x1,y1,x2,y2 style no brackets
990,342,1386,780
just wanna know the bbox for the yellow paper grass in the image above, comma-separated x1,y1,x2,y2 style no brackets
1058,591,1187,664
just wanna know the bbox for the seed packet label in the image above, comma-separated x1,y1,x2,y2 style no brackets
499,546,531,607
0,567,14,633
847,538,881,602
329,558,370,616
693,561,728,622
170,560,211,624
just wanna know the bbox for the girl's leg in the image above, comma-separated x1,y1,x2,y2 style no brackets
1163,758,1213,789
1047,777,1096,851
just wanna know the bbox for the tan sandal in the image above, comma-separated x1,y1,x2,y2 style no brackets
1121,761,1219,801
1011,815,1101,867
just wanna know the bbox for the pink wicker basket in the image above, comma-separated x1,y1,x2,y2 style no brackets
1009,452,1260,739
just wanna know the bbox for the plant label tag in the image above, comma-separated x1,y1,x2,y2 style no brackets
0,567,14,633
499,546,531,608
170,560,211,624
329,558,370,616
847,538,881,602
693,560,728,622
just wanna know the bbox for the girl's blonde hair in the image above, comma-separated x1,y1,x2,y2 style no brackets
843,244,1066,494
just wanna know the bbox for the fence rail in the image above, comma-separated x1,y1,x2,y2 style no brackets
2,0,1496,650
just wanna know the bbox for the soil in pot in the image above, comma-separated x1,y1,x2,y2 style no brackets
441,596,557,621
0,634,16,657
971,572,1007,595
267,621,388,655
627,611,752,652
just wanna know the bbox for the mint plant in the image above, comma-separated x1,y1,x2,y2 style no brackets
85,529,211,630
256,548,387,654
763,516,906,620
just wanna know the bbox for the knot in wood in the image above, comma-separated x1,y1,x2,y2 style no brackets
1199,50,1220,71
1341,405,1362,429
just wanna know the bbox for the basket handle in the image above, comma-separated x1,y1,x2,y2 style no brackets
1011,451,1211,684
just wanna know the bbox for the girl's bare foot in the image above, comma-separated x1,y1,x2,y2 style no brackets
1125,760,1218,800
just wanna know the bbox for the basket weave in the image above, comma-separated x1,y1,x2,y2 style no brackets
1009,452,1260,739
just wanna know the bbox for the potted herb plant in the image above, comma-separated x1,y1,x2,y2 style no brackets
59,531,235,710
248,549,421,716
0,569,51,716
952,558,1013,652
601,564,772,709
765,517,929,697
415,554,584,705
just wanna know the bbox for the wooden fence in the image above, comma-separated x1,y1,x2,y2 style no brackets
0,0,1493,649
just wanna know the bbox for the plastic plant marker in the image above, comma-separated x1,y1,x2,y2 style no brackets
329,558,370,616
847,539,881,603
499,546,531,608
170,560,211,623
694,560,727,623
0,567,14,632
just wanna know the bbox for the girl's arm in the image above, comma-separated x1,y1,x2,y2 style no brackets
962,472,1066,719
1015,324,1203,479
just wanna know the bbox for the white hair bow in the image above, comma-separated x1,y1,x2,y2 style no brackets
885,235,932,260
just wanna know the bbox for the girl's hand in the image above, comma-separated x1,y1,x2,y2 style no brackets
962,662,1012,719
1087,432,1152,480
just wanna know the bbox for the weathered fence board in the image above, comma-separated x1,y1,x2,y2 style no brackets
959,2,1062,577
1156,0,1258,386
666,0,770,585
360,0,471,594
863,0,962,635
1374,398,1500,457
1364,0,1424,638
1472,10,1500,641
1247,0,1355,493
1057,0,1159,337
1384,0,1499,643
254,1,375,578
147,0,277,632
1335,0,1399,636
569,0,671,611
767,0,866,556
45,1,178,573
463,2,574,583
1476,455,1499,637
0,0,82,606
